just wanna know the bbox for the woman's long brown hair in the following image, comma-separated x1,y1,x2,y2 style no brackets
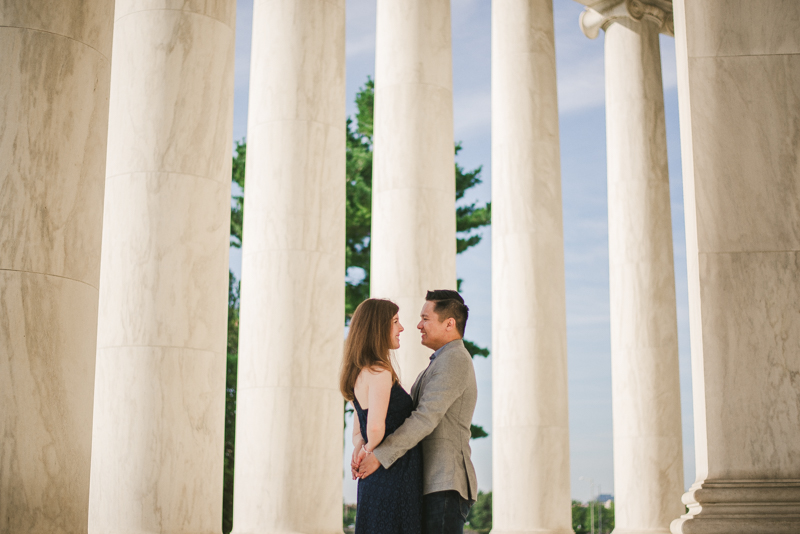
340,298,400,401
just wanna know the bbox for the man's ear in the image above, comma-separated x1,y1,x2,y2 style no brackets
447,317,456,330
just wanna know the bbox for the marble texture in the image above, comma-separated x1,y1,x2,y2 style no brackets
90,348,225,533
89,1,235,533
232,1,346,533
371,0,457,385
577,0,674,39
0,2,114,532
604,16,685,533
490,2,572,533
671,1,800,533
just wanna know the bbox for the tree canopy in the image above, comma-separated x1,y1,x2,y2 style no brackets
344,78,492,318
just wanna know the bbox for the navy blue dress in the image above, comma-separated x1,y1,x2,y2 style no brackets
353,382,423,534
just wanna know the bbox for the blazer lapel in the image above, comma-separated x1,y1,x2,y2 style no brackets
411,359,434,406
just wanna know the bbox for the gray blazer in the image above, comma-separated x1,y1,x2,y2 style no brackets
373,339,478,501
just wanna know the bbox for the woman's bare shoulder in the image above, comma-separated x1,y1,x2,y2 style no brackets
359,366,392,383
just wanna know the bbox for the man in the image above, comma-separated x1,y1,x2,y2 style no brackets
354,289,478,533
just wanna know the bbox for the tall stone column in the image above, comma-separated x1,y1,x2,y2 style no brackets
581,2,685,532
0,2,114,533
88,2,235,533
371,0,456,384
670,1,800,533
491,1,572,533
232,1,346,533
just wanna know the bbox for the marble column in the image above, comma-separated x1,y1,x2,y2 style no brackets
0,2,114,533
88,2,235,533
581,2,685,532
491,2,572,533
670,1,800,533
371,0,457,384
232,1,346,533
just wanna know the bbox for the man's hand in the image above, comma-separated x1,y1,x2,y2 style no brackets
358,452,380,479
351,446,371,479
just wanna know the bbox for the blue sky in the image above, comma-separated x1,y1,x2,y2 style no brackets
228,0,695,504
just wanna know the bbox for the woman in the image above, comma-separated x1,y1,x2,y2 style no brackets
340,299,423,534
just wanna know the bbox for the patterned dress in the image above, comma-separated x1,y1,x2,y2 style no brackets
353,382,423,534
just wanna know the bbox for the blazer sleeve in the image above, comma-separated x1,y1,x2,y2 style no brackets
373,352,471,469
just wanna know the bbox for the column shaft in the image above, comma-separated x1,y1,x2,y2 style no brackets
371,0,456,384
232,1,346,532
89,1,235,532
671,1,800,533
491,1,572,533
0,2,114,533
604,16,684,534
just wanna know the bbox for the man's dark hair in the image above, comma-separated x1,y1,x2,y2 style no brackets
425,289,469,337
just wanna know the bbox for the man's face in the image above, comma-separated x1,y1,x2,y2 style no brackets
417,300,449,350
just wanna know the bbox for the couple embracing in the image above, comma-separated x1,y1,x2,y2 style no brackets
339,290,478,534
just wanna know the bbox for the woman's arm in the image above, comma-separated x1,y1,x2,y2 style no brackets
352,404,365,449
363,369,392,452
351,403,365,478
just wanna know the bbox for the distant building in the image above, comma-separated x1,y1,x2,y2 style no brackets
597,494,614,509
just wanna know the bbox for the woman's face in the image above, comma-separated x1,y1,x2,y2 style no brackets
390,313,404,350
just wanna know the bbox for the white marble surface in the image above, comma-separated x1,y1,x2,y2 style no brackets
0,2,113,532
0,272,100,534
671,1,800,532
490,1,572,533
371,0,457,385
89,1,235,532
578,0,674,39
232,1,346,533
604,16,685,533
90,347,225,533
232,387,345,534
0,22,112,284
0,0,114,55
95,173,230,352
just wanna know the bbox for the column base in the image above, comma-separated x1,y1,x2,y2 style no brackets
671,479,800,534
612,529,671,534
231,528,345,534
490,529,574,534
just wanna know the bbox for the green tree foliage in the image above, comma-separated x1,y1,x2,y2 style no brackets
466,490,492,533
463,339,490,358
222,141,246,533
572,499,615,534
229,141,246,249
344,84,374,314
222,351,237,533
469,424,489,439
344,78,492,318
343,503,357,529
465,495,616,534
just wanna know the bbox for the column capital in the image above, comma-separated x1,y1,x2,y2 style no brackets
578,0,673,39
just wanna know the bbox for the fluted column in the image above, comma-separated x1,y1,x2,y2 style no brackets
670,1,800,533
491,2,571,533
88,2,235,533
232,1,346,533
371,0,456,384
0,2,114,532
581,1,685,532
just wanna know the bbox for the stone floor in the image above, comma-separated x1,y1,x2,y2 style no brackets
345,528,483,533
